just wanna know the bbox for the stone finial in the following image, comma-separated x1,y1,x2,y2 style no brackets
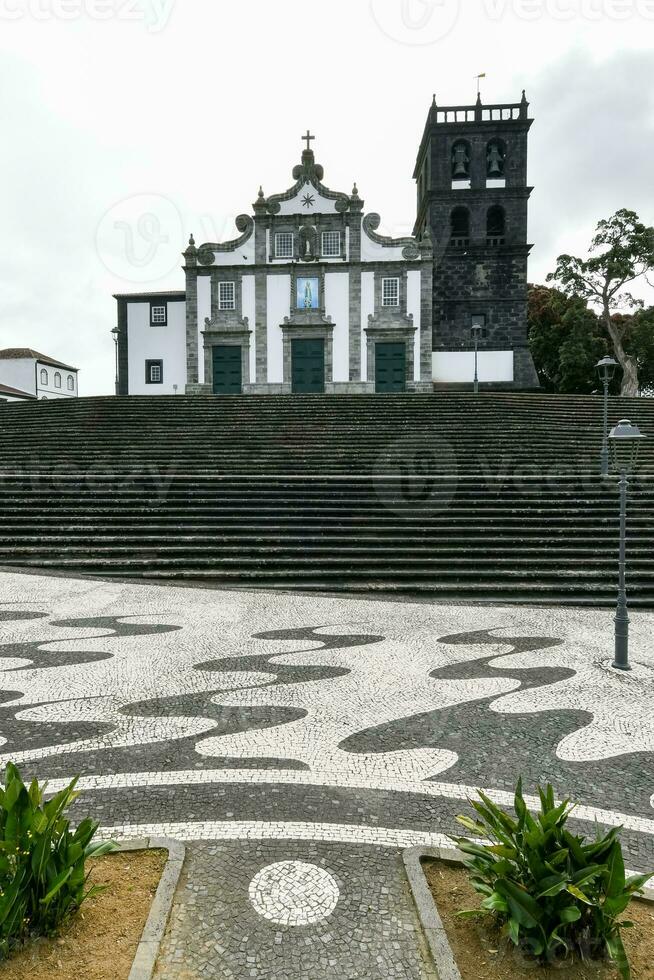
188,233,195,246
352,183,359,198
521,89,527,102
432,93,437,107
258,186,265,199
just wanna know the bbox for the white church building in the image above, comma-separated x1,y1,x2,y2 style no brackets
115,135,434,396
114,98,539,395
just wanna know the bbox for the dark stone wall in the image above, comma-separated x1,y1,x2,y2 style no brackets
415,104,539,388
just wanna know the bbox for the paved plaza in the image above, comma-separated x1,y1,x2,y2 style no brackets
1,570,653,978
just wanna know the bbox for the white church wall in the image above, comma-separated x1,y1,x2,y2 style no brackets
325,273,349,383
360,271,375,383
127,300,187,395
197,276,211,385
210,235,256,267
242,275,256,381
432,350,514,383
360,232,406,263
276,189,338,216
266,275,290,383
407,270,421,382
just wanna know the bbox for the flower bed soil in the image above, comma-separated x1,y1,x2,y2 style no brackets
424,859,654,980
2,849,168,980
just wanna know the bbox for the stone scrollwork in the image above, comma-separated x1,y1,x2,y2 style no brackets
363,213,422,255
197,248,215,267
197,215,254,259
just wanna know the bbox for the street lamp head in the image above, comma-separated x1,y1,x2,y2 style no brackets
609,418,646,474
111,327,119,343
596,356,618,383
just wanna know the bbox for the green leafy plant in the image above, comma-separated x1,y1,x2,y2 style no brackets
453,780,652,978
0,762,117,959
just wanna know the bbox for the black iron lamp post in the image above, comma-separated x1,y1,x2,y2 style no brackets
608,418,646,671
596,356,618,477
471,324,482,395
111,327,119,395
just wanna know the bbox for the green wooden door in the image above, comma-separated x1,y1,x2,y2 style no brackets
291,339,325,393
375,342,406,393
212,345,242,394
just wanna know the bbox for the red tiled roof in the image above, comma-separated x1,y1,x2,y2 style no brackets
0,349,78,371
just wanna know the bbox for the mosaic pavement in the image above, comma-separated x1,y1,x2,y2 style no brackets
1,571,653,979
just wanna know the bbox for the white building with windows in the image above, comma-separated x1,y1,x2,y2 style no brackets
115,138,434,396
0,349,79,400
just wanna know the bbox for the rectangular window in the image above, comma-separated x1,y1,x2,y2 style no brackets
145,359,163,384
218,281,236,311
275,232,294,258
150,303,167,326
382,277,400,307
322,231,341,257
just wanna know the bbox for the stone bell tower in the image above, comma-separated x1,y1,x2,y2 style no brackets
414,92,539,388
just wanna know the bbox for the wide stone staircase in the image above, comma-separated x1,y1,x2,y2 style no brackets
0,393,653,605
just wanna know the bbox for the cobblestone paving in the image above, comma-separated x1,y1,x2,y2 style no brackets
1,571,653,978
154,842,436,980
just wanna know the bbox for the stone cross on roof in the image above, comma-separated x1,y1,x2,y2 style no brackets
302,130,315,151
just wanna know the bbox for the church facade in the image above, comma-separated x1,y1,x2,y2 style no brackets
114,94,538,396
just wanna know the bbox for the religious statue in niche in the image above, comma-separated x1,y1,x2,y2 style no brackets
296,276,320,310
487,141,506,177
298,224,319,261
451,141,470,179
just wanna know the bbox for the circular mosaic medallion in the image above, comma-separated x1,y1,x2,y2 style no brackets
248,860,340,926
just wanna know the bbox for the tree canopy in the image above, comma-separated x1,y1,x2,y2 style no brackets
546,209,654,395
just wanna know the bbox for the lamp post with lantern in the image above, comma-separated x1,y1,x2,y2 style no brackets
111,327,120,396
471,323,482,395
608,419,646,671
596,356,618,477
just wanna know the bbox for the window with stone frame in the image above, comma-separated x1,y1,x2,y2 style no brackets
150,303,167,326
486,206,506,246
54,372,62,388
382,277,400,308
145,359,163,384
67,375,75,391
321,231,341,257
275,232,294,258
218,281,236,311
450,207,470,247
40,368,48,385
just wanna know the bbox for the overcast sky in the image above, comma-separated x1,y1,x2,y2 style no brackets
1,0,653,395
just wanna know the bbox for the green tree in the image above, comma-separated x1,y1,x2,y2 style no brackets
547,209,654,396
528,285,608,393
